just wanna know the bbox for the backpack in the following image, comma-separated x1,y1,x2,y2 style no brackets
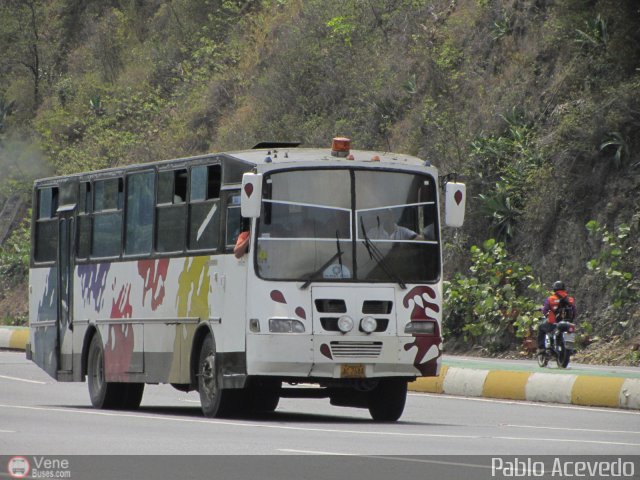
554,294,574,321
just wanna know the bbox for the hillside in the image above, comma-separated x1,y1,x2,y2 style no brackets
1,0,638,362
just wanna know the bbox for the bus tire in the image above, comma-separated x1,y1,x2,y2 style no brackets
367,378,407,422
87,334,122,409
197,334,234,417
119,383,145,410
248,378,281,413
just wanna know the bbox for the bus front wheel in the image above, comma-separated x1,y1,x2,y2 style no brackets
198,335,235,417
367,378,407,422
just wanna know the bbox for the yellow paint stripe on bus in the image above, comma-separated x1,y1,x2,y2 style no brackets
482,371,530,400
409,366,448,393
9,329,29,350
571,376,625,408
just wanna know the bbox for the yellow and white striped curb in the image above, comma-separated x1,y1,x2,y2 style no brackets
0,327,28,350
409,366,640,410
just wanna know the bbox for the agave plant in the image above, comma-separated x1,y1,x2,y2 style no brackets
478,185,521,241
599,131,629,169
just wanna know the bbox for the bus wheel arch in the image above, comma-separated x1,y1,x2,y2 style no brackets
190,324,214,390
81,325,99,379
196,332,239,417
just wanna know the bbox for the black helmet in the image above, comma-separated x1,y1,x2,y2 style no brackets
552,280,565,291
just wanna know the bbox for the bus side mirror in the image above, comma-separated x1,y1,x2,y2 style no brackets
241,173,263,218
444,182,466,227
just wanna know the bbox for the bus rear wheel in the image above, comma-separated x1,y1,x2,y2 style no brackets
198,335,235,417
367,378,407,422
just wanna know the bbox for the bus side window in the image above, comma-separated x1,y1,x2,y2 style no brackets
91,178,122,258
77,182,92,259
188,165,221,251
225,194,242,248
156,169,187,253
34,186,59,263
125,171,155,255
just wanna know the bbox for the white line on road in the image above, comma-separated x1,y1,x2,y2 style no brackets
0,374,46,385
1,403,640,448
505,424,640,435
278,450,492,470
279,449,352,455
0,429,16,433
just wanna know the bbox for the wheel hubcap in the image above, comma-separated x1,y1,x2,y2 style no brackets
201,354,216,399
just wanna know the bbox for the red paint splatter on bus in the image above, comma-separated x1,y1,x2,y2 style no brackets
137,259,169,311
105,284,134,380
270,290,286,304
295,307,306,319
402,286,441,376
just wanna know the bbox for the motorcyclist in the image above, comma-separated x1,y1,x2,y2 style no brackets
537,281,577,353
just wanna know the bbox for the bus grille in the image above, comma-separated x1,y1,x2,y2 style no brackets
330,341,383,358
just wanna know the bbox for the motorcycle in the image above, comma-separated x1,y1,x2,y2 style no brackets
537,320,577,368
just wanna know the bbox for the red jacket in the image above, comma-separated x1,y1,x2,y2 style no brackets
542,290,576,324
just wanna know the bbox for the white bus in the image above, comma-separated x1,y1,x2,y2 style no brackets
27,138,465,421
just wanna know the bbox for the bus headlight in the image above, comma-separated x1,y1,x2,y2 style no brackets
404,321,436,335
337,315,354,333
269,318,306,333
360,316,377,334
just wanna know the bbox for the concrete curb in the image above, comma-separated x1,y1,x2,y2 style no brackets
409,365,640,410
0,326,28,350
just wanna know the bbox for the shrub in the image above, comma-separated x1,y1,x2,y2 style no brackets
586,220,638,311
444,239,545,352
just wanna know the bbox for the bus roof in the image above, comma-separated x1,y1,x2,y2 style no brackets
33,146,431,186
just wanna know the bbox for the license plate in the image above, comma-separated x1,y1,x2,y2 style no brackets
564,333,576,343
340,364,365,378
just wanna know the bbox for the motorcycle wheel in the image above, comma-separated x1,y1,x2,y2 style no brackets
556,347,570,368
537,352,548,367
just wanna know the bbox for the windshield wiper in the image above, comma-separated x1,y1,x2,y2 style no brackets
359,217,407,289
300,230,344,290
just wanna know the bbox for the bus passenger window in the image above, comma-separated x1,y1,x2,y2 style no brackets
125,171,155,255
77,182,92,259
158,169,187,204
92,178,122,258
34,187,59,262
190,165,221,202
156,169,187,253
188,165,221,251
37,187,58,219
225,195,242,248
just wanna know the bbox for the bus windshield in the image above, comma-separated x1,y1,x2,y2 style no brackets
256,168,440,284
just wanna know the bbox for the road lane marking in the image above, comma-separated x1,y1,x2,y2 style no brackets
278,450,492,469
1,403,640,448
0,429,16,433
279,449,352,455
505,424,640,435
0,374,46,385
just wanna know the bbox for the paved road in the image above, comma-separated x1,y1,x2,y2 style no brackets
1,351,639,458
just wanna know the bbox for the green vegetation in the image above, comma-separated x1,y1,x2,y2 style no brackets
444,239,545,352
0,0,638,352
586,220,638,313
